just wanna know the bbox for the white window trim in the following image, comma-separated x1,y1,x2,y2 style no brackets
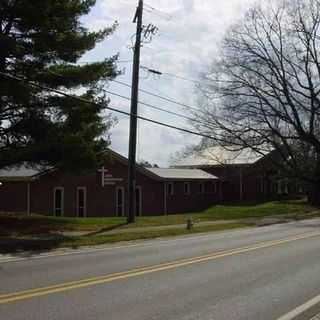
53,187,64,217
212,181,217,194
76,187,87,218
167,182,174,196
135,186,142,216
115,186,125,217
184,182,191,195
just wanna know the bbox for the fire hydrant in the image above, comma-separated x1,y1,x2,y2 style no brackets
186,217,194,230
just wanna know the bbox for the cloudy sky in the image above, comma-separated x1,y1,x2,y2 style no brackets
82,0,255,166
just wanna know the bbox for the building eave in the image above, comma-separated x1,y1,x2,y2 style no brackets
157,177,219,181
172,163,252,169
0,177,35,182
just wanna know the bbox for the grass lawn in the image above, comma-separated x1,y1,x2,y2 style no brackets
0,199,318,253
0,199,317,237
0,222,251,253
60,223,251,248
134,199,317,226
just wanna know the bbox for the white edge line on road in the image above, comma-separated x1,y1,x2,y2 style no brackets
0,220,317,265
277,293,320,320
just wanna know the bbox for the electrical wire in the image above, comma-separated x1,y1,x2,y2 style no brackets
105,79,226,122
109,78,205,113
140,65,233,84
76,60,133,64
46,65,215,123
44,59,221,118
0,71,220,141
144,3,173,20
101,88,220,127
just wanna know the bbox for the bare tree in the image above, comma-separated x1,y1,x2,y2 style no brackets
194,0,320,204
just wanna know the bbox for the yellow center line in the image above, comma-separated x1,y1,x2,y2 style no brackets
1,231,320,305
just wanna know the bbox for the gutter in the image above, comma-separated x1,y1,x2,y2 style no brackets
0,176,35,182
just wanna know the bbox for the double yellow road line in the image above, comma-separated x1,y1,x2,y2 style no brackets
1,231,320,305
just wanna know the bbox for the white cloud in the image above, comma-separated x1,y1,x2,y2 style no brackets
82,0,256,166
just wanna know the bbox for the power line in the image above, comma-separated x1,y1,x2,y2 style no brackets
144,3,173,20
144,8,172,21
13,59,222,126
109,78,204,113
0,71,220,142
114,60,134,64
39,62,217,126
0,72,133,116
140,65,232,85
76,60,133,64
45,62,208,116
47,66,198,122
101,88,218,127
104,80,226,123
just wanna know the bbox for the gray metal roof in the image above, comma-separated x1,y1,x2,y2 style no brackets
147,168,218,180
173,146,267,167
0,163,50,181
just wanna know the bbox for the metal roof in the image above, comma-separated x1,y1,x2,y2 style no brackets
173,146,266,167
0,149,222,182
147,168,218,180
0,163,50,181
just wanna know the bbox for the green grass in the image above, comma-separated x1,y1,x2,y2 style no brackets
199,199,315,220
1,199,319,253
0,223,251,253
0,214,126,236
45,216,125,226
0,199,317,237
62,223,250,247
126,199,317,227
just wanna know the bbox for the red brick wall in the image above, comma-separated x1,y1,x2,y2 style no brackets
0,156,220,217
200,166,244,202
135,172,164,216
30,157,166,217
166,181,221,214
0,181,28,213
200,163,280,203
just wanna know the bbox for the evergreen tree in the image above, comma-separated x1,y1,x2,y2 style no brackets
0,0,119,170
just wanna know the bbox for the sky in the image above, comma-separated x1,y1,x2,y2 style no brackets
82,0,255,167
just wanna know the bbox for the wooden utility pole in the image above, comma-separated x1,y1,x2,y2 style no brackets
127,0,143,223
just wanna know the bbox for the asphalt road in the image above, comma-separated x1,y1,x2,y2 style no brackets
1,220,320,320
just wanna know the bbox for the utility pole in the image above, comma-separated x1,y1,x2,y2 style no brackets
127,0,143,223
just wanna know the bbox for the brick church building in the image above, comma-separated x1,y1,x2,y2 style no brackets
0,149,221,217
174,146,301,202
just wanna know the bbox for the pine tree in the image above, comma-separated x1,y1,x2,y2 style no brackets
0,0,119,170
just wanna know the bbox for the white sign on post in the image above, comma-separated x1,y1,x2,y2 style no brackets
98,166,123,187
